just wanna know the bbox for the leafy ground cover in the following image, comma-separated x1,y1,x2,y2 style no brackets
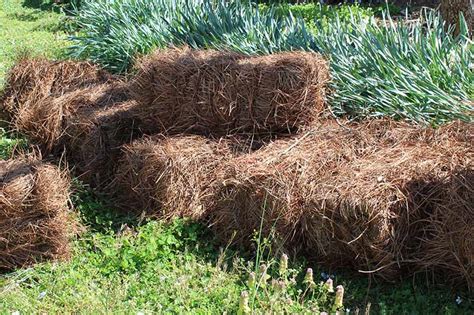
0,1,473,313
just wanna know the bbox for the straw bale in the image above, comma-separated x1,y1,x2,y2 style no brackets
130,47,329,136
210,120,473,280
115,135,232,219
0,157,76,271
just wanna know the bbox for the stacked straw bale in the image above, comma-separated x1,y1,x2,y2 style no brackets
115,135,232,219
0,58,119,151
0,157,76,271
1,50,471,285
113,118,473,282
64,99,142,186
130,47,329,136
209,120,473,282
0,58,112,122
0,59,141,185
0,49,329,185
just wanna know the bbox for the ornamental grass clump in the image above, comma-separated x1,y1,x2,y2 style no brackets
69,0,185,73
312,10,473,125
72,0,473,125
165,0,313,55
71,0,312,72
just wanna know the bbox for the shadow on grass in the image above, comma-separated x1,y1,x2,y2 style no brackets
23,0,80,14
22,0,58,12
71,184,141,234
71,184,219,256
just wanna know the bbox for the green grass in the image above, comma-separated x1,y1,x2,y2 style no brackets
0,190,348,313
0,129,27,158
0,1,473,313
0,0,68,87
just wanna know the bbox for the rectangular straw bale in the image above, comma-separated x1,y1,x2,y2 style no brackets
0,58,127,153
115,135,232,219
0,157,76,271
210,120,473,282
0,58,143,187
129,47,329,136
0,58,112,119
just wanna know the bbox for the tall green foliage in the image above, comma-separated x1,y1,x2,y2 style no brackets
311,11,473,123
70,0,473,125
70,0,182,72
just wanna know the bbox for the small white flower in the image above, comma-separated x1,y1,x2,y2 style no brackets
455,296,462,305
325,278,334,293
38,291,47,299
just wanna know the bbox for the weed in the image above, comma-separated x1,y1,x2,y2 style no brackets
0,129,27,159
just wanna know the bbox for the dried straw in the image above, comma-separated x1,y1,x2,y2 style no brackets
130,47,330,137
64,99,142,187
209,120,473,281
406,169,473,286
0,156,76,271
0,58,112,119
115,135,232,219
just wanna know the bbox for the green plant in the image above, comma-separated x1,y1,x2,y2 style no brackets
312,10,473,125
170,1,312,55
268,2,376,33
0,130,28,159
69,0,184,73
71,0,473,125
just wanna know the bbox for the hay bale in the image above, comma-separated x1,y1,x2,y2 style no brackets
0,58,112,119
15,93,141,188
115,135,232,219
210,120,473,281
0,157,76,271
64,100,142,187
0,58,143,186
0,58,145,186
406,170,474,286
14,82,130,151
0,58,126,152
130,47,329,136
